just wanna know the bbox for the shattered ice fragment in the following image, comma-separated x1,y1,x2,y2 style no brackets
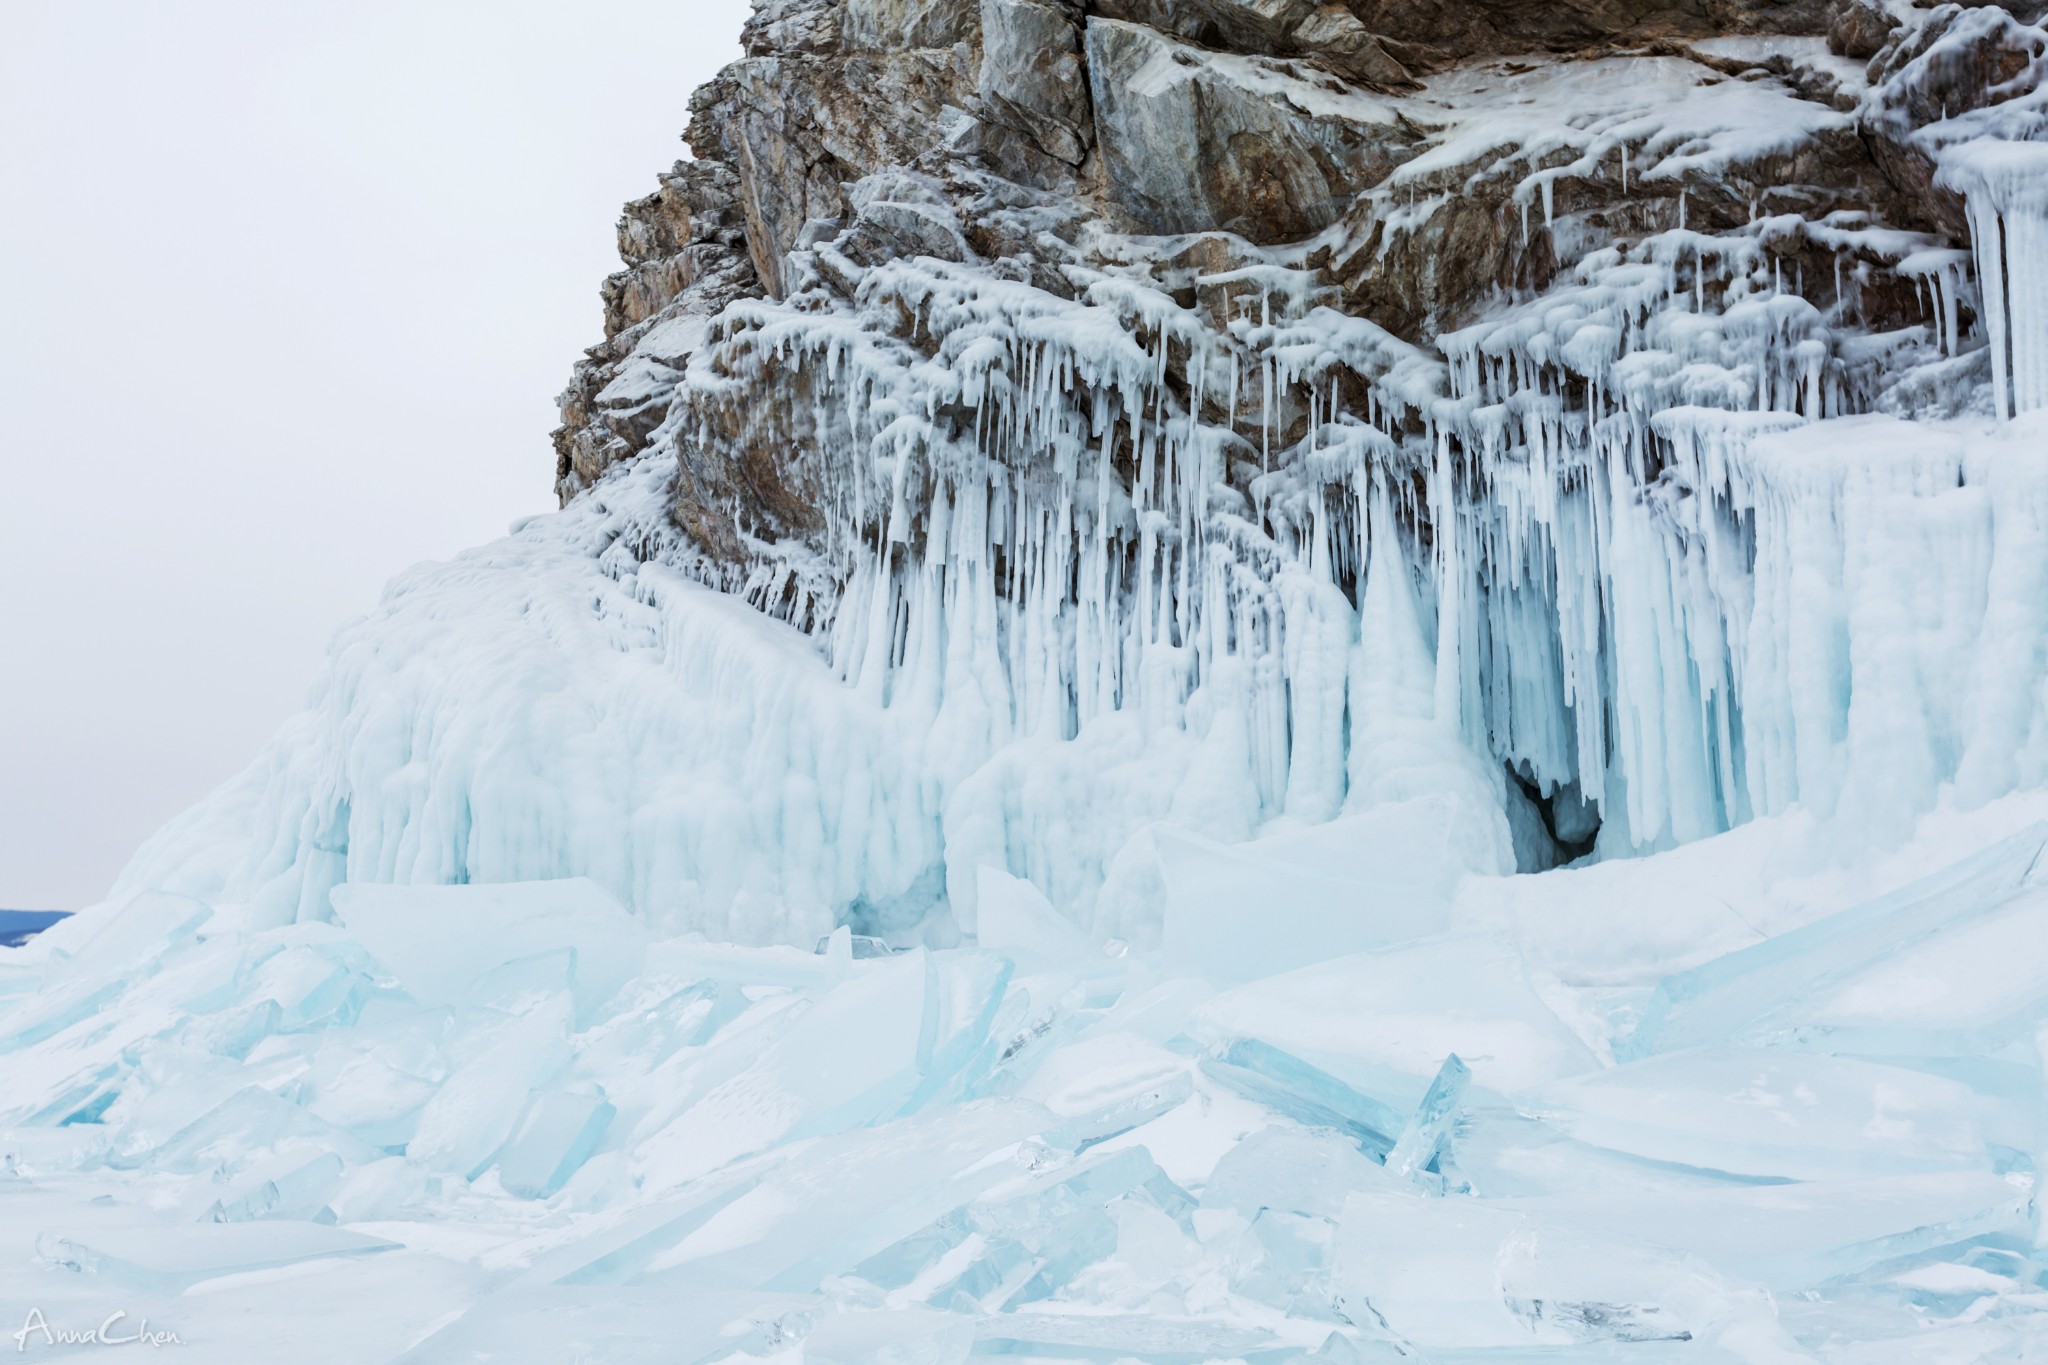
1202,1124,1402,1222
1524,1046,2001,1181
495,1086,616,1199
1385,1053,1470,1184
815,930,895,959
202,1149,345,1223
974,866,1101,968
407,995,572,1178
1190,935,1601,1092
1332,1187,1752,1350
330,878,647,1020
1200,1037,1403,1158
1629,824,2048,1058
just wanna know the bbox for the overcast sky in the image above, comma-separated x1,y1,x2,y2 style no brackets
0,1,752,910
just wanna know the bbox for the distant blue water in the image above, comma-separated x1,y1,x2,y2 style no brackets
0,910,68,949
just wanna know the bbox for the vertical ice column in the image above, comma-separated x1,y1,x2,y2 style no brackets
1941,142,2048,419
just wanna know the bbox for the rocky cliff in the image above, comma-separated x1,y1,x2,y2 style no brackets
557,0,2043,507
537,0,2048,903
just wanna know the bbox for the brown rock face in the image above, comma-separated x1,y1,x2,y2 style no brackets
981,0,1095,180
1828,0,1898,57
1086,18,1421,239
550,0,2044,548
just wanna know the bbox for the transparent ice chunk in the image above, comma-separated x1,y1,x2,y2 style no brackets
201,1149,346,1223
1385,1053,1471,1184
1199,1038,1404,1158
1190,935,1600,1093
1202,1125,1403,1222
330,878,647,1021
406,995,572,1178
974,866,1100,969
495,1086,616,1199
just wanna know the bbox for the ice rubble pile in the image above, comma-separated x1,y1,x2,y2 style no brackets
9,804,2048,1360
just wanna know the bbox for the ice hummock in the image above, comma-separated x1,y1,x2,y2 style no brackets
7,795,2048,1359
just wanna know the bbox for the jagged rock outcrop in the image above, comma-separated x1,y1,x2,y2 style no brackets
558,0,2040,502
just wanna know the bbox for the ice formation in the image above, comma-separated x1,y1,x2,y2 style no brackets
8,0,2048,1359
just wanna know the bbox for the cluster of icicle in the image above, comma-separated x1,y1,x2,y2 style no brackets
1941,139,2048,418
1888,2,2048,418
669,193,2048,865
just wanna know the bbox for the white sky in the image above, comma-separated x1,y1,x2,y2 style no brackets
0,1,752,909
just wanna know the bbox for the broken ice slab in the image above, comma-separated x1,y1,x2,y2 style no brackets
1190,935,1599,1094
240,939,376,1032
407,994,573,1178
391,1288,817,1365
1203,1125,1406,1222
1229,1205,1342,1314
1628,822,2048,1058
903,949,1016,1112
1200,1038,1404,1158
813,929,896,958
1748,883,2048,1059
1492,1169,2032,1290
35,890,212,985
494,1086,615,1199
554,1101,1052,1290
200,1149,345,1223
1010,1032,1193,1141
1158,796,1481,984
300,1006,453,1146
1386,1053,1471,1184
0,1125,109,1176
1331,1186,1760,1351
892,1145,1196,1312
629,949,1009,1190
1523,1047,2010,1181
974,865,1103,970
644,937,857,991
37,1220,399,1291
627,951,930,1187
117,1084,375,1177
330,878,648,1020
0,971,128,1052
